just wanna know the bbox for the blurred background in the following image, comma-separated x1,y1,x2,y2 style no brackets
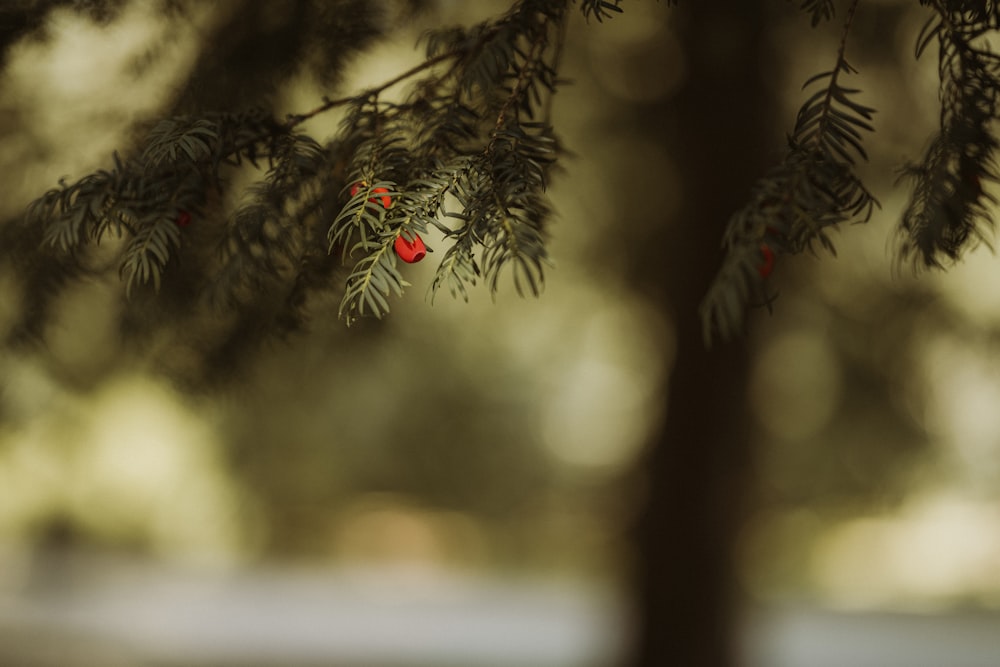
1,1,1000,665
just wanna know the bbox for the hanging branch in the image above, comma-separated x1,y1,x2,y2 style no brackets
328,0,566,324
700,0,877,344
14,0,599,337
897,0,1000,267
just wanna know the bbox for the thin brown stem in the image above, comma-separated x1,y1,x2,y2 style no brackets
283,50,462,130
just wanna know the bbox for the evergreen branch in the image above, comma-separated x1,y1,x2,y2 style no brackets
284,50,462,129
898,0,1000,266
492,16,551,130
284,0,568,137
328,178,396,261
338,231,408,325
701,0,877,344
326,1,566,324
28,171,115,250
14,0,592,342
579,0,624,23
431,230,481,302
414,158,480,301
119,213,183,297
142,117,217,168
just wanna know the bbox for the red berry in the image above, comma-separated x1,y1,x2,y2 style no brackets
758,243,775,278
394,233,426,263
176,211,192,227
371,187,391,209
350,181,391,209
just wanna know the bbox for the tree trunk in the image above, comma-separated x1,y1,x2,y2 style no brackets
626,2,774,665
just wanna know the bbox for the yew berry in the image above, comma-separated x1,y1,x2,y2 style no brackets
758,243,775,278
350,181,392,209
968,173,983,196
395,233,427,263
176,210,192,227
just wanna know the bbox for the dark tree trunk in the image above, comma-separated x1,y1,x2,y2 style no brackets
626,2,774,666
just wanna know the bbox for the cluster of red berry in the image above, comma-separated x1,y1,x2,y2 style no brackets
173,182,428,264
349,182,426,263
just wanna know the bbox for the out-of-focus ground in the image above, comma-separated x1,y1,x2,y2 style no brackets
2,553,1000,667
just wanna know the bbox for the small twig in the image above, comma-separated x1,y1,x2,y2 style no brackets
283,50,461,130
814,0,862,145
493,27,549,132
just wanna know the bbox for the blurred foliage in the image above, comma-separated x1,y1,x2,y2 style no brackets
703,0,1000,344
898,0,1000,267
739,0,1000,606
